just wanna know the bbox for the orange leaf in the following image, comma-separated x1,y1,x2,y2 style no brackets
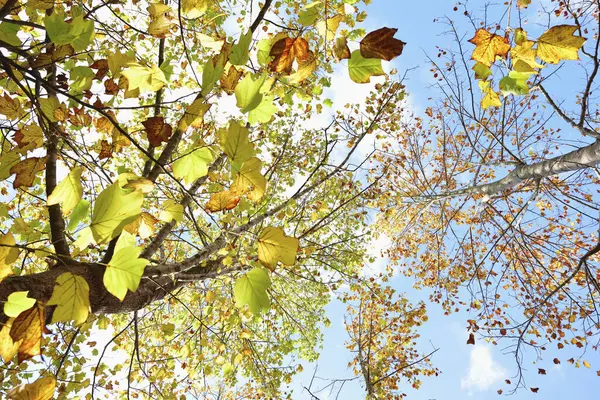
360,27,406,61
10,302,45,363
269,37,296,73
142,116,173,147
469,29,510,66
205,190,240,212
10,157,47,189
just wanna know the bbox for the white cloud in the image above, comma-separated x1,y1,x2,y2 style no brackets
460,344,507,393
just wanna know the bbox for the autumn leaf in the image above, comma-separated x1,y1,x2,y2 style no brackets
47,272,90,325
316,14,344,41
7,376,56,400
142,116,173,147
121,63,167,93
469,28,510,66
159,199,184,223
0,93,20,120
360,27,405,61
257,226,299,270
220,65,243,94
478,80,501,109
14,125,43,151
205,190,240,212
0,232,20,281
538,368,546,375
178,98,210,131
10,302,44,363
536,25,586,64
467,332,475,345
235,73,267,113
47,166,83,214
231,157,267,201
531,388,539,393
334,36,351,61
147,3,173,38
510,38,544,73
0,319,21,363
287,51,317,84
10,156,47,189
269,37,296,73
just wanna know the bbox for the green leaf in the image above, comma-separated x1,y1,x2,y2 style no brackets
348,50,385,83
201,57,224,96
173,147,214,184
67,199,90,231
248,94,277,125
219,121,254,163
229,30,252,66
69,66,95,93
0,22,21,47
44,13,94,51
235,73,266,113
121,63,167,93
298,2,322,26
39,97,60,123
158,199,184,222
257,39,274,66
234,268,271,314
257,226,299,269
90,182,144,244
499,70,531,96
47,272,90,325
47,167,83,215
4,291,35,317
103,246,149,301
472,62,492,80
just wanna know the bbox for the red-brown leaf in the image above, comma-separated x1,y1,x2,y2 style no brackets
142,116,173,147
360,27,406,61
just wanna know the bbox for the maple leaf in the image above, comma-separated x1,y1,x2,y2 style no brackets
10,157,47,189
257,226,299,270
7,376,56,400
147,3,173,38
0,94,21,120
220,65,243,94
469,28,510,66
334,36,351,61
142,116,173,147
536,25,586,64
360,27,406,61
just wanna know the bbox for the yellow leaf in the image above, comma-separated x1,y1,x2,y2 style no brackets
7,376,56,400
0,318,21,363
159,199,184,222
121,63,167,93
4,291,36,317
47,166,83,214
182,0,210,18
583,360,591,368
0,94,20,120
257,226,299,269
104,246,149,301
511,39,544,73
47,272,90,325
469,28,510,67
219,121,254,163
0,232,20,282
205,190,240,212
147,3,173,38
14,125,43,152
10,302,44,363
178,99,211,131
231,157,267,201
10,156,47,189
316,14,343,41
537,25,586,64
478,80,502,109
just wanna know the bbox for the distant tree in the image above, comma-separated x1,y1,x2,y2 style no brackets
377,0,600,391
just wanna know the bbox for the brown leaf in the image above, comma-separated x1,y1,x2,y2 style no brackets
553,358,560,364
10,302,45,363
205,190,241,212
334,36,351,61
269,37,296,73
98,140,113,159
505,379,511,384
360,27,405,61
90,59,109,80
497,390,503,395
69,107,93,127
531,387,539,393
104,78,120,95
293,38,310,63
10,157,47,189
142,116,173,147
500,328,507,336
467,332,475,345
538,368,546,375
221,65,243,94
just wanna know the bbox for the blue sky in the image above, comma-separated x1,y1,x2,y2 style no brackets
286,0,600,399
